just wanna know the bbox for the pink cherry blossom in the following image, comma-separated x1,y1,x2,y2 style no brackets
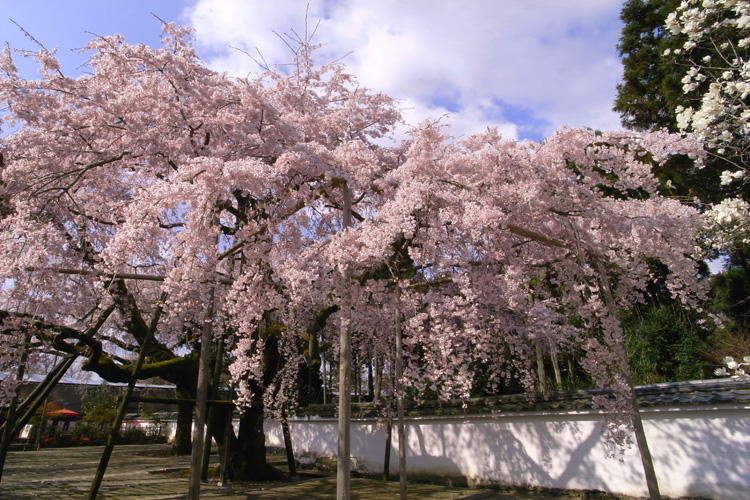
0,24,707,461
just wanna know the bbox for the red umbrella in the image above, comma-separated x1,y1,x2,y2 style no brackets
47,408,82,417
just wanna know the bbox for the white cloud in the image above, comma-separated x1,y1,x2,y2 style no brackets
185,0,625,142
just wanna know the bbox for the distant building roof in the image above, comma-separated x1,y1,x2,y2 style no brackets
1,372,175,390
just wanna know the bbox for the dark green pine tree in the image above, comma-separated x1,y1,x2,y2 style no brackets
707,267,750,360
614,0,683,132
621,259,712,384
624,304,709,384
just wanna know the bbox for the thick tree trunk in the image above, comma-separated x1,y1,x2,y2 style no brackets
373,354,382,401
220,406,283,481
172,398,193,455
535,343,548,393
549,339,563,390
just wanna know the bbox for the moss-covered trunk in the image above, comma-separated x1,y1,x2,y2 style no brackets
207,404,282,481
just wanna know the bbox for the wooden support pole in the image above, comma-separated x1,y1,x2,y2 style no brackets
1,304,115,441
24,267,235,285
394,286,407,500
7,355,76,437
33,399,48,450
0,336,30,483
87,293,166,500
383,419,392,481
337,312,352,500
593,259,661,500
201,334,225,481
629,386,661,500
337,183,353,500
188,288,215,500
281,407,299,481
218,383,235,487
119,395,232,406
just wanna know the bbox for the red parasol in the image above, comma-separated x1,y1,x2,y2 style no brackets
47,408,82,417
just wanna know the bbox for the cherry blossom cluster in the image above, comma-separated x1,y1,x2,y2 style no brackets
0,23,708,452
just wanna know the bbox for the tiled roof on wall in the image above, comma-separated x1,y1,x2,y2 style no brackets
299,378,750,418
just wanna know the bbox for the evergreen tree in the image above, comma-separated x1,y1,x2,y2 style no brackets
622,259,711,384
78,386,120,442
615,0,683,132
615,2,750,377
707,267,750,360
624,305,708,384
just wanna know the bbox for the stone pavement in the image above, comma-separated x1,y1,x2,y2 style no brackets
0,444,548,500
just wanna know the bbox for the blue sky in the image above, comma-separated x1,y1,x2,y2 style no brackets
1,0,626,142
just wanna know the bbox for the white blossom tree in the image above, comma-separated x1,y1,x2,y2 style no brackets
666,0,750,165
714,355,750,377
664,0,750,261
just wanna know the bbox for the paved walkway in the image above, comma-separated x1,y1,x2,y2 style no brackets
0,444,542,500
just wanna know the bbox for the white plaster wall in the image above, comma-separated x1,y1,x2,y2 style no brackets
265,406,750,500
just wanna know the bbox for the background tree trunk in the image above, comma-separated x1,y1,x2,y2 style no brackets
172,394,193,455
